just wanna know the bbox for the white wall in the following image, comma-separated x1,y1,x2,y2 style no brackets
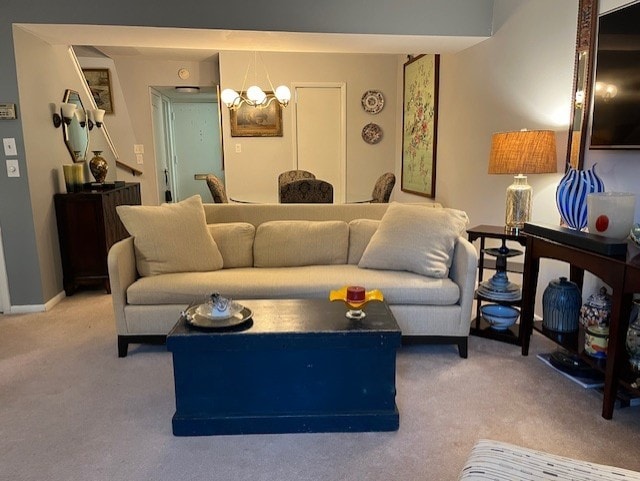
12,26,95,302
425,0,578,314
220,51,397,203
75,54,138,184
107,56,219,205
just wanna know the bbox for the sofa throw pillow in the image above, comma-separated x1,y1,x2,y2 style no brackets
254,220,349,267
116,195,223,276
358,202,469,278
208,222,255,268
348,219,380,265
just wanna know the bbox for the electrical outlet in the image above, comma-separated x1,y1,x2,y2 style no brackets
3,138,17,156
6,158,19,177
136,154,144,165
235,144,242,153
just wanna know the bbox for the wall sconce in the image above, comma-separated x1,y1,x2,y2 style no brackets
76,108,88,128
52,102,77,128
89,108,106,129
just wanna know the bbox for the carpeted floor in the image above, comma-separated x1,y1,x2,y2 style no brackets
1,291,639,481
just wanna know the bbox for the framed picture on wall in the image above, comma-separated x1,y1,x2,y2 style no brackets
82,68,114,114
229,93,283,137
401,54,440,198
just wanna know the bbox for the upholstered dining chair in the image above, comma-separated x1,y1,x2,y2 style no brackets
279,179,333,203
370,172,396,203
205,174,229,203
350,172,396,203
278,169,316,191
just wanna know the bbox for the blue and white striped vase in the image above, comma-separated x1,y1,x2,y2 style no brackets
555,164,605,230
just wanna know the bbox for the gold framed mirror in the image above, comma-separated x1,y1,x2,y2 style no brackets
566,0,599,170
62,89,89,163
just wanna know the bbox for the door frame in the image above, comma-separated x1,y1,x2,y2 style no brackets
0,225,11,313
291,82,347,203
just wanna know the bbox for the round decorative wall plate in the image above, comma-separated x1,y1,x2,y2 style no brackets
361,90,385,114
362,123,383,144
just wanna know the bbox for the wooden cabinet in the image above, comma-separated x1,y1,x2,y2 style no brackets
54,183,141,295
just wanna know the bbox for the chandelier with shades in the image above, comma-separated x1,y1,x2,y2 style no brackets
220,52,291,111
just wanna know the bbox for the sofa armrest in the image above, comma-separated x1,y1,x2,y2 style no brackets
107,237,137,335
449,236,478,334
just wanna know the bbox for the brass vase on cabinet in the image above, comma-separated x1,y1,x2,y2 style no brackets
89,150,108,183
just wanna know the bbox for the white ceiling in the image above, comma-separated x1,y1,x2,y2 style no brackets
17,23,490,60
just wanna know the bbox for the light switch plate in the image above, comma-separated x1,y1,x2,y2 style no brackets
3,138,17,156
134,144,144,154
6,158,19,177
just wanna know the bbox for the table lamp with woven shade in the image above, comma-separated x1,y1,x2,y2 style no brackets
488,129,557,231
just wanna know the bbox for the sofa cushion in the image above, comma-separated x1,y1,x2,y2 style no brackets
348,219,380,265
126,264,460,306
207,222,255,268
253,220,349,267
116,195,224,276
358,202,469,278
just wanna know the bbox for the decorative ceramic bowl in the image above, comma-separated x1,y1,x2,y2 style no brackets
480,304,519,330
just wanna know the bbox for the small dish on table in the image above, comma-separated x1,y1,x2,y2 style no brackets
183,293,252,329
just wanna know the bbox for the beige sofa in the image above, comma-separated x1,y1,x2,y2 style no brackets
108,198,478,358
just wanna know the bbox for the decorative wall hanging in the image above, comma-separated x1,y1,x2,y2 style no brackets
82,68,114,114
401,54,440,198
229,92,283,137
361,90,385,114
362,123,383,144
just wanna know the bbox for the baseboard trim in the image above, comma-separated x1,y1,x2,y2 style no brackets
5,290,65,314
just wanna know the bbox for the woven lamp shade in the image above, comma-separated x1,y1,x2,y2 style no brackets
488,130,557,174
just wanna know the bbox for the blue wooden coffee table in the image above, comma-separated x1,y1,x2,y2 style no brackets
166,298,401,436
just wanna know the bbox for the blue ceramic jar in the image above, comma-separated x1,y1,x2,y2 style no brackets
542,277,582,332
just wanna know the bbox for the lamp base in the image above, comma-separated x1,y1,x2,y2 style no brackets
505,174,532,230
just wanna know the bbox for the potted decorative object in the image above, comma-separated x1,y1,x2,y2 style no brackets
627,303,640,371
580,286,612,358
542,277,581,332
89,150,108,183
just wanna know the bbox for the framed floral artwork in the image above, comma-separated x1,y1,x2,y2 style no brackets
82,68,114,114
401,54,440,198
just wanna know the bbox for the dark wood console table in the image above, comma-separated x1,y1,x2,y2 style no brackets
520,222,640,419
54,183,141,295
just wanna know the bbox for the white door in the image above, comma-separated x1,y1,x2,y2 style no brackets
171,102,224,202
151,91,172,203
294,84,345,203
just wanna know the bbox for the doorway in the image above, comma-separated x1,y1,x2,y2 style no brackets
292,83,346,203
150,87,224,203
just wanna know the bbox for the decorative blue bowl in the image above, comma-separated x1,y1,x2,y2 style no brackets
481,304,519,330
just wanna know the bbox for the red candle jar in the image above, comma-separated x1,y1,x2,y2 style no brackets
346,286,365,303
